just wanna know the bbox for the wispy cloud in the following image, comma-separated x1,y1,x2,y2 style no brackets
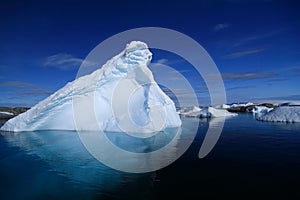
275,66,300,77
156,58,169,64
213,23,230,31
253,94,300,102
44,53,87,70
164,88,191,95
161,86,208,97
167,77,185,81
265,78,288,83
0,81,37,88
222,72,277,80
222,48,265,59
233,29,285,47
283,66,300,74
0,66,8,70
16,89,52,96
227,85,256,91
0,80,52,98
171,69,191,73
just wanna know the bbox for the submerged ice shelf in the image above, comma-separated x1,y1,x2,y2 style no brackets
1,41,181,132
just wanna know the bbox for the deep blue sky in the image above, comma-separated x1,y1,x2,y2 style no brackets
0,0,299,106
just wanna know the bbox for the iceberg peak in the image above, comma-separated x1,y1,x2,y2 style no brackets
125,41,149,53
98,41,152,80
124,41,152,66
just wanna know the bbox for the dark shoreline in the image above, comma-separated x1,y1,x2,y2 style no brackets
0,107,29,127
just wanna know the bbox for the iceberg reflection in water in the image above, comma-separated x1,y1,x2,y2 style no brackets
3,115,300,198
0,118,199,199
78,123,198,173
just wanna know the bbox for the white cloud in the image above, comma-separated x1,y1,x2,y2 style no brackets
227,85,256,91
222,48,265,59
222,72,277,80
44,53,89,70
0,80,52,102
156,58,168,64
0,81,37,88
232,29,285,47
213,23,230,31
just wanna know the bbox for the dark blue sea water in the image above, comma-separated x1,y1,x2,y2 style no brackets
1,114,300,199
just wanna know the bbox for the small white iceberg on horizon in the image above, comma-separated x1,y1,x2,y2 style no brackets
180,106,237,118
0,111,14,116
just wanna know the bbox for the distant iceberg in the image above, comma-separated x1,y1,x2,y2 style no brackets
180,106,237,118
1,41,181,132
0,111,14,116
229,102,254,108
258,106,300,123
208,107,237,117
250,106,274,117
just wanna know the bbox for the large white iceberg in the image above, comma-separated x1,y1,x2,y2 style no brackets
1,41,181,132
258,106,300,123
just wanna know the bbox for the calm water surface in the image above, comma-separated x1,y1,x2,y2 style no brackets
1,114,300,199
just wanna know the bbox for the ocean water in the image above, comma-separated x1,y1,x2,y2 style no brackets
1,114,300,199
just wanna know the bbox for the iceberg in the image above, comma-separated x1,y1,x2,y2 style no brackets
229,102,254,108
220,104,231,109
1,41,181,132
179,106,204,118
250,106,273,117
278,101,300,106
180,106,237,118
258,106,300,123
207,107,237,117
214,102,256,113
0,111,14,116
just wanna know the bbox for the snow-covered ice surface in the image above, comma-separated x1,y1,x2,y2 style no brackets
278,101,300,106
1,41,181,132
258,106,300,123
214,102,254,110
180,106,237,118
229,102,254,108
220,104,230,109
0,111,14,116
253,100,300,106
250,106,274,117
208,107,237,117
179,106,204,118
